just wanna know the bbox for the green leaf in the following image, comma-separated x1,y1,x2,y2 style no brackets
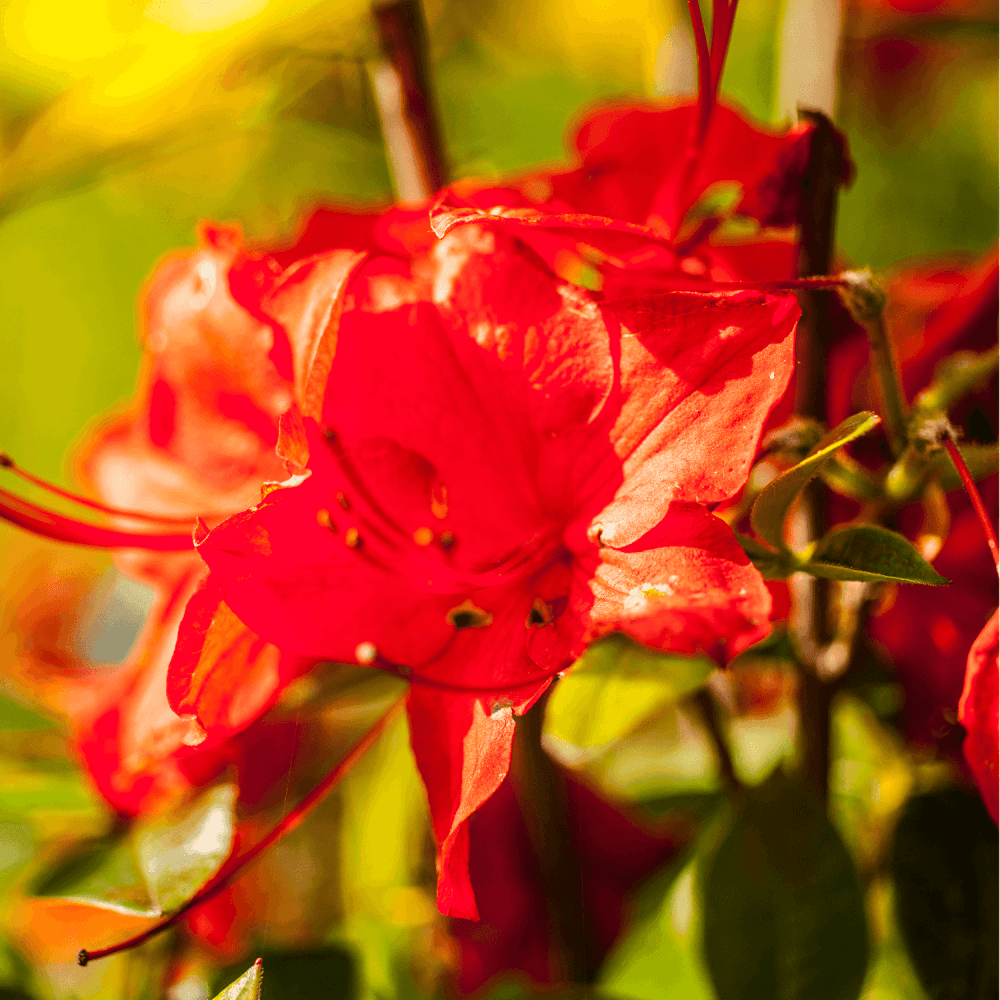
803,525,949,585
212,960,263,1000
33,836,157,917
214,950,357,1000
751,412,881,550
599,850,717,1000
890,789,999,1000
134,783,237,914
30,781,236,920
702,772,869,1000
543,634,715,763
735,533,794,579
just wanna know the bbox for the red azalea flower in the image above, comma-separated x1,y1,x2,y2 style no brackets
168,221,799,918
0,229,316,815
959,610,999,823
429,109,810,299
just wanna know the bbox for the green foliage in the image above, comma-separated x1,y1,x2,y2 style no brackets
890,790,999,1000
803,525,948,586
33,781,236,918
543,634,716,762
734,533,795,580
214,951,355,1000
751,412,881,551
838,41,999,269
212,960,264,1000
746,413,949,585
702,772,869,1000
33,834,157,917
599,850,716,1000
134,783,237,914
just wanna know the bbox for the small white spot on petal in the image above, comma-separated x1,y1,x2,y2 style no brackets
355,642,378,664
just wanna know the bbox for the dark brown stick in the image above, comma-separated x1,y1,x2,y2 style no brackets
792,109,849,802
372,0,448,193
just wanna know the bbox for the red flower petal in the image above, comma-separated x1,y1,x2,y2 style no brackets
407,690,521,919
959,609,999,824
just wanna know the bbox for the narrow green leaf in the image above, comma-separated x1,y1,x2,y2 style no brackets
891,790,998,1000
543,634,715,762
134,783,237,914
702,772,869,1000
804,524,948,585
735,534,794,579
212,960,263,1000
751,412,881,550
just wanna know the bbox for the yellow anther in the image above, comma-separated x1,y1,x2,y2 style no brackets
316,509,333,529
431,483,449,519
413,526,434,546
527,598,553,627
345,527,361,548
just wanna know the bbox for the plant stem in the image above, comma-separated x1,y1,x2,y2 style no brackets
945,438,999,570
511,696,593,984
371,0,447,198
862,312,909,457
790,110,848,803
78,699,405,966
693,687,741,791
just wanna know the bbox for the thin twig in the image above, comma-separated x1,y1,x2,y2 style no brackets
862,312,909,457
694,687,741,791
945,438,999,571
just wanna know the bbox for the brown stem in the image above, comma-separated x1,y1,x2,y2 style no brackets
693,687,740,791
78,699,404,966
372,0,447,195
791,109,848,803
511,696,594,983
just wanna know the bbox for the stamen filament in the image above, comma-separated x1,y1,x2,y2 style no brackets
709,0,739,94
0,486,194,551
944,438,999,572
319,427,561,594
78,698,405,967
0,452,195,526
686,0,714,148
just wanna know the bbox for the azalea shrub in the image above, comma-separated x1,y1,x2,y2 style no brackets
0,1,996,999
